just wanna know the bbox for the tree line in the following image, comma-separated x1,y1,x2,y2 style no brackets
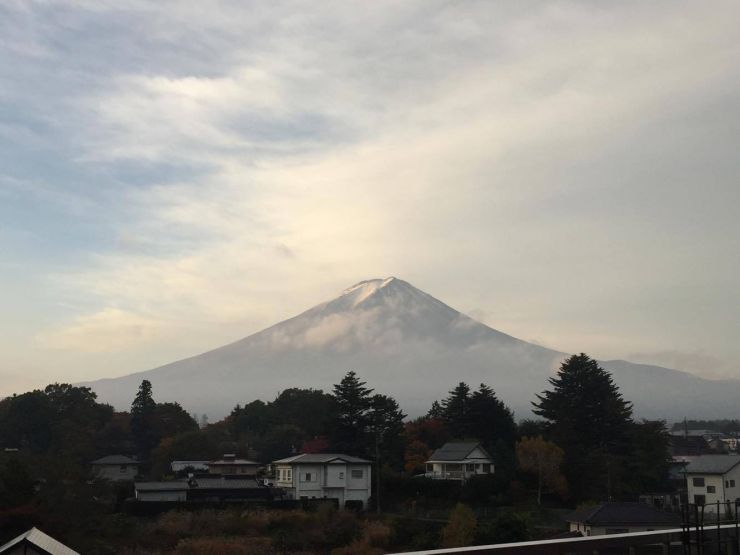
1,353,671,512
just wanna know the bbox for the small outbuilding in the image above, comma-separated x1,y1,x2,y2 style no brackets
91,455,140,481
0,527,79,555
566,502,681,536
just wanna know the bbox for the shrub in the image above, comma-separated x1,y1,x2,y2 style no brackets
441,503,477,548
174,537,272,555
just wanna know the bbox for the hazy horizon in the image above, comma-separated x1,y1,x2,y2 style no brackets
2,1,739,397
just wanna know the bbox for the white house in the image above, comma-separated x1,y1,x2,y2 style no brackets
273,453,372,509
0,527,79,555
685,455,740,512
566,502,680,536
424,442,493,481
91,455,140,481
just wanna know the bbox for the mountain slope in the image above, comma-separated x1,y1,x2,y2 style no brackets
82,277,739,420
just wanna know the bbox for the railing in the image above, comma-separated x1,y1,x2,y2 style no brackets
390,523,740,554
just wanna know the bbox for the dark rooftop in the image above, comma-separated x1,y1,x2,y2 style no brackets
428,441,491,462
685,455,740,475
566,502,681,527
273,453,371,464
91,455,139,465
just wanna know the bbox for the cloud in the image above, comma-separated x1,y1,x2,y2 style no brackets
627,350,731,379
39,308,167,353
1,1,739,387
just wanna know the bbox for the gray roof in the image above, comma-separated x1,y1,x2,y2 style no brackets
189,478,262,489
91,455,139,465
135,481,189,491
208,458,260,466
135,478,261,491
566,502,681,527
273,453,371,464
428,442,491,462
685,455,740,475
0,527,80,555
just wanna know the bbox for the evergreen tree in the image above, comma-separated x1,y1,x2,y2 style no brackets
131,380,157,457
329,371,374,455
441,382,471,438
532,353,634,501
468,384,516,450
369,394,406,468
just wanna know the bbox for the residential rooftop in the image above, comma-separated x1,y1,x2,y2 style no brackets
685,454,740,474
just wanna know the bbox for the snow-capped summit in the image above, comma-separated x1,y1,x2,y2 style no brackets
82,278,740,420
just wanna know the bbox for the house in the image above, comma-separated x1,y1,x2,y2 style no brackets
207,454,261,476
424,441,493,481
91,455,140,481
566,502,681,536
685,455,740,512
171,460,209,474
134,476,276,503
273,453,372,509
0,527,79,555
135,481,189,502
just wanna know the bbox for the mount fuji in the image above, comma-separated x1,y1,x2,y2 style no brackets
82,277,739,420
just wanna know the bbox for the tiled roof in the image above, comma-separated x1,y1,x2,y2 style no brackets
135,478,262,491
685,455,740,474
273,453,371,464
208,459,260,465
91,455,139,465
566,502,681,527
428,442,491,462
0,527,80,555
189,478,262,489
135,481,189,491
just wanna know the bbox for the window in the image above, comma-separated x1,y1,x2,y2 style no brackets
732,480,736,487
301,472,312,482
707,485,716,493
695,494,706,505
351,469,363,479
466,464,475,472
338,472,344,479
482,464,491,473
120,465,127,473
693,477,705,487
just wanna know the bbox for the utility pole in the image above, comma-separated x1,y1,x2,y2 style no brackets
375,430,381,515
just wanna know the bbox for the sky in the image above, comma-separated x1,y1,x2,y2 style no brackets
1,0,739,397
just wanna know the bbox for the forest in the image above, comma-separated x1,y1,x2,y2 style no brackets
0,354,673,554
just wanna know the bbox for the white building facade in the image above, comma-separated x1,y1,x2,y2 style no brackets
685,455,740,512
425,442,494,481
273,454,372,509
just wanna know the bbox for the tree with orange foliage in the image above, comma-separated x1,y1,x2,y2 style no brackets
516,436,566,505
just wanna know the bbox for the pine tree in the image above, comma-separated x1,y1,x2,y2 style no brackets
441,382,471,438
468,384,516,450
131,379,157,457
329,371,374,455
369,394,406,467
532,353,633,501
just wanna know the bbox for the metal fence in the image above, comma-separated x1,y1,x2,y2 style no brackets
391,502,740,555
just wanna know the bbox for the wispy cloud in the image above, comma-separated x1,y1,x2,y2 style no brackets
0,1,738,392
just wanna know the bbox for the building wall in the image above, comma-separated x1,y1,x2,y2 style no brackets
4,544,48,555
93,464,138,481
686,466,740,510
136,490,187,502
274,462,371,508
